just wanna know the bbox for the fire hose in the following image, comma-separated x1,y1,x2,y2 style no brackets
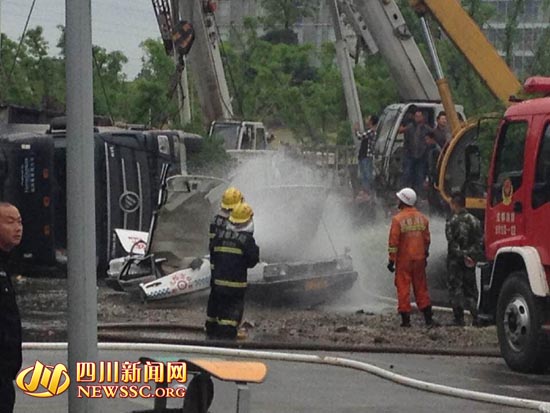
24,342,550,411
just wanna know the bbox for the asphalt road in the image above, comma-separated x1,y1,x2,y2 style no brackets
13,347,549,412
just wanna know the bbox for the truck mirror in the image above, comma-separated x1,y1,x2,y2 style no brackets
465,144,481,182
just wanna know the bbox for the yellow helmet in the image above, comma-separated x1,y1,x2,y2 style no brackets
221,187,243,210
229,202,254,224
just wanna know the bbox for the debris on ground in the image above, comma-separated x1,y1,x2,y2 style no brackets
17,278,499,352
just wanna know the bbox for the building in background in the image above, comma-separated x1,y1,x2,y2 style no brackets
215,0,335,47
483,0,550,74
214,0,548,74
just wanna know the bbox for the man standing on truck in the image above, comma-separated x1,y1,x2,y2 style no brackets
206,202,260,340
356,115,379,193
400,110,432,197
445,192,483,326
0,203,23,413
433,111,451,148
387,188,437,327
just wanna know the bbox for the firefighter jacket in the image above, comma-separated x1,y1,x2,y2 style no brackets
209,212,229,254
0,250,22,380
210,228,260,289
445,209,483,261
388,207,430,264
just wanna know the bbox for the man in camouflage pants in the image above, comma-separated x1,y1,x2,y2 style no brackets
445,192,483,326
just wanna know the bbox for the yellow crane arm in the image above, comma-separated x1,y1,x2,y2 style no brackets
410,0,522,106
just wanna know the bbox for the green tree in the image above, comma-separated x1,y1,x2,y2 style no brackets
0,26,65,111
92,46,129,119
354,54,399,117
531,27,550,75
260,0,317,30
502,0,526,67
127,38,178,127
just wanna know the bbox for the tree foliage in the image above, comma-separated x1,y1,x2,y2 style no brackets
260,0,317,30
4,4,550,146
0,27,65,111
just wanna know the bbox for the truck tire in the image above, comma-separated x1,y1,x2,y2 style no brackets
496,272,549,373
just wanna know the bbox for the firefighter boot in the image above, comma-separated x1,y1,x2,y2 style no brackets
449,307,465,326
423,306,439,328
400,312,411,328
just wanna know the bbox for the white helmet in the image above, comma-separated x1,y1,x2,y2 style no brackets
396,187,417,206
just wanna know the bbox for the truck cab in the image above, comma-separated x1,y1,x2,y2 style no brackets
208,120,269,151
479,77,550,373
373,102,465,192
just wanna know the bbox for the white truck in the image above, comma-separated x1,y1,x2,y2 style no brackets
208,120,271,151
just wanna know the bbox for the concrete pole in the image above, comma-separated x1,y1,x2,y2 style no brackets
65,0,97,412
328,0,364,148
0,0,3,60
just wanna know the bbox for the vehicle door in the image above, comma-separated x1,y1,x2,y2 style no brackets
241,124,254,150
256,127,266,150
528,119,550,266
374,106,402,187
485,119,529,257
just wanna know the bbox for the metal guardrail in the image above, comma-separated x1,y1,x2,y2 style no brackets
297,144,357,189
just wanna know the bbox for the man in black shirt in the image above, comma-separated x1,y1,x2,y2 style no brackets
0,202,23,413
400,110,432,197
433,111,451,149
357,115,379,193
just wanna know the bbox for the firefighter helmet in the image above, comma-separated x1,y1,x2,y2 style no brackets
221,187,243,210
396,187,417,206
229,202,254,224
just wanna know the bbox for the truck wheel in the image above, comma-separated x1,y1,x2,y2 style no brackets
496,272,549,373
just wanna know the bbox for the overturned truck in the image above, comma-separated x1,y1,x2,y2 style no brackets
107,152,358,305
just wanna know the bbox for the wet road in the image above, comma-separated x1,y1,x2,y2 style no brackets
14,347,548,412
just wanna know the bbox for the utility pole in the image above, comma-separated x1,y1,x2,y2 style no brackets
328,0,364,146
66,0,97,412
0,0,3,61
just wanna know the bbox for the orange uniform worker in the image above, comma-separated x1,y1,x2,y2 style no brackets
387,188,437,327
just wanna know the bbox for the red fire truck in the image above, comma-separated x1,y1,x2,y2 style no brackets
477,77,550,373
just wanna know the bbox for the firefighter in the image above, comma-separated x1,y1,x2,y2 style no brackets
387,188,436,327
206,202,259,340
0,203,23,413
445,192,483,326
208,186,244,252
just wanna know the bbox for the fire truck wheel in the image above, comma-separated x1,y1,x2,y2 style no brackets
496,272,550,373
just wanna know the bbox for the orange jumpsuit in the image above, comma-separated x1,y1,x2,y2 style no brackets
388,207,431,313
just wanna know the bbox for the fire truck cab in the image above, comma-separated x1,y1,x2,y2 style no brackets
477,77,550,373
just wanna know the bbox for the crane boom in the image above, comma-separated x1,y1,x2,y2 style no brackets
152,0,174,54
179,0,233,125
328,0,365,141
351,0,439,101
410,0,522,105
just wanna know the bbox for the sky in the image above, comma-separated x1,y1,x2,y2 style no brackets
1,0,161,79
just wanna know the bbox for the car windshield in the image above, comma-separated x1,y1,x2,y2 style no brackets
210,123,241,149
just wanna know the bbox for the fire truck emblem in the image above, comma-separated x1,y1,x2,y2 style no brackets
502,178,513,206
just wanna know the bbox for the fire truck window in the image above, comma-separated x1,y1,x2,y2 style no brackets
491,121,527,206
533,124,550,209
